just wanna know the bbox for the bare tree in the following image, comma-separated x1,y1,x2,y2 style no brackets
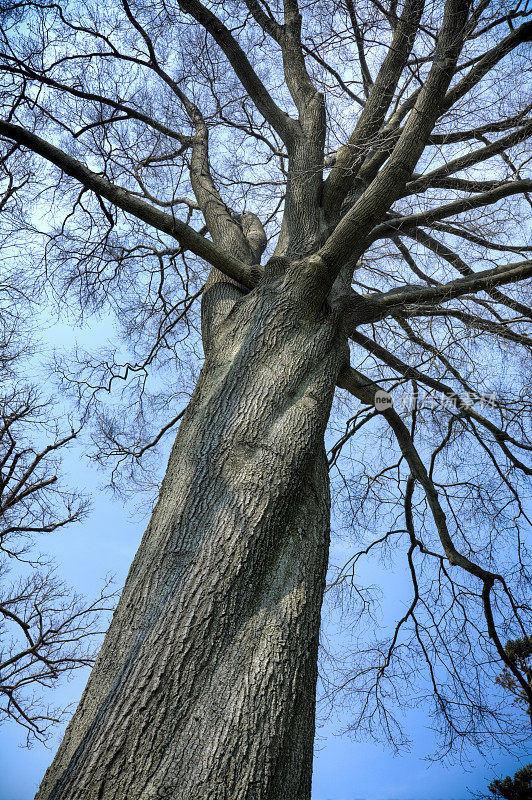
0,164,116,743
0,382,115,744
0,0,531,797
0,564,114,745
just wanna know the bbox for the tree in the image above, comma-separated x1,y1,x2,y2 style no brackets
496,636,532,720
488,764,532,800
0,381,115,744
0,0,531,796
480,638,532,800
0,170,115,743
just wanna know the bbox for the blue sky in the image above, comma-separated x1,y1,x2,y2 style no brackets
0,443,527,799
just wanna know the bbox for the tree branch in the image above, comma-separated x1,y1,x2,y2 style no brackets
318,0,471,285
356,259,532,319
176,0,295,144
370,179,532,244
0,120,257,288
322,0,426,223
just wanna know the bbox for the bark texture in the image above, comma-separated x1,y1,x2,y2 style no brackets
36,265,346,799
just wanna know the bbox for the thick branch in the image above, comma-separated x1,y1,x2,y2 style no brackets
280,0,320,114
322,0,425,223
0,121,256,288
400,227,532,320
176,0,294,144
356,259,532,318
318,0,471,285
370,179,532,245
404,123,532,195
442,20,532,112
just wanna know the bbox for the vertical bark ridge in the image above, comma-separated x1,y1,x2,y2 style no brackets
36,274,346,800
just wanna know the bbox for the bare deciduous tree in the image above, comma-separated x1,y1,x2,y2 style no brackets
0,174,115,744
0,564,114,744
0,382,115,744
0,0,531,796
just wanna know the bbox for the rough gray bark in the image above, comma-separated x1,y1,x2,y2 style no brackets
36,262,346,799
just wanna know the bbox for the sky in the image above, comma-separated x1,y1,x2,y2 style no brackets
0,441,528,800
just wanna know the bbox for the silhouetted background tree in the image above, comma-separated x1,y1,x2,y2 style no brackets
479,638,532,800
488,764,532,800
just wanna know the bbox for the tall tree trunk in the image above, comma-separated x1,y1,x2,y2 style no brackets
36,266,346,800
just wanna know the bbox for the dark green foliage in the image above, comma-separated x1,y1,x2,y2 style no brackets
488,764,532,800
505,637,532,664
495,636,532,719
